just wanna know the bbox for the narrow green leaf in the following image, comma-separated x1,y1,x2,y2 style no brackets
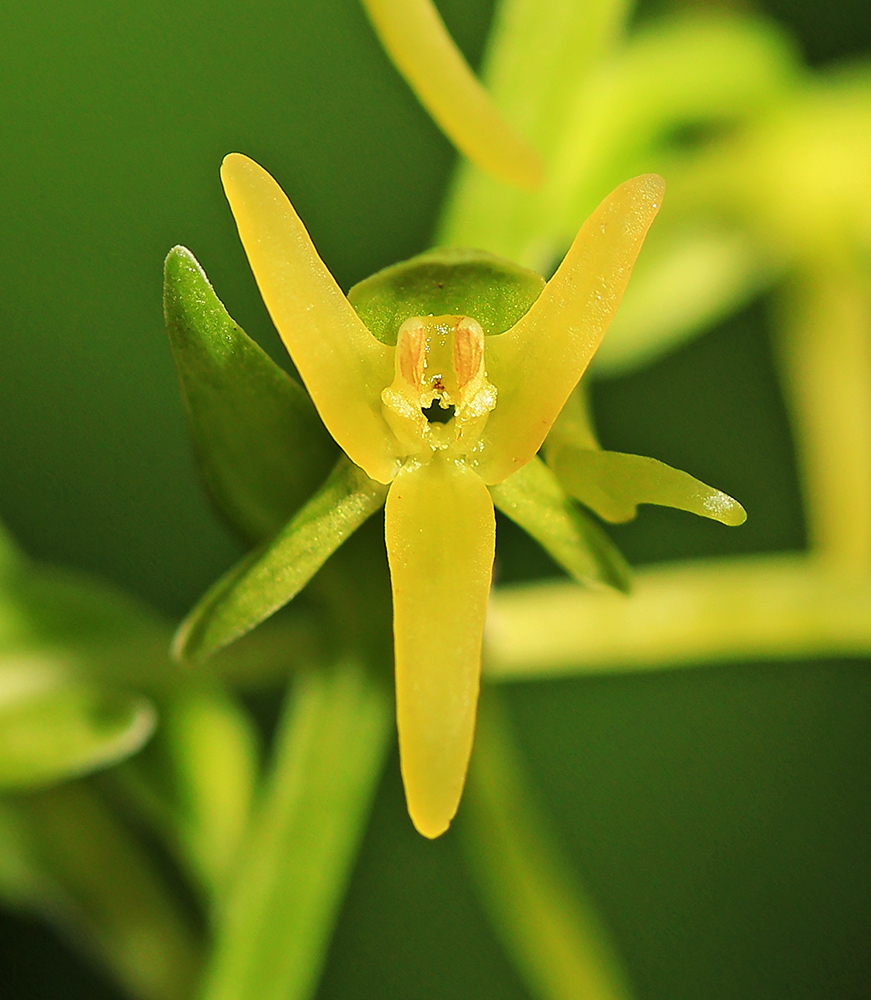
463,695,634,1000
174,457,388,664
549,445,746,525
490,456,631,592
199,660,392,1000
0,672,155,791
164,246,337,543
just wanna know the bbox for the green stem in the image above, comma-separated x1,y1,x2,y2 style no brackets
197,659,392,1000
486,554,871,679
463,694,634,1000
774,259,871,571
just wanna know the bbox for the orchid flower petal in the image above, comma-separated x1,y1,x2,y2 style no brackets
550,447,747,525
490,457,631,592
221,153,399,483
359,0,542,189
384,455,496,838
475,174,665,484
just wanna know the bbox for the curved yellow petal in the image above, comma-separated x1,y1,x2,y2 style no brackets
550,447,747,525
384,455,495,837
475,174,665,485
221,153,399,484
360,0,542,189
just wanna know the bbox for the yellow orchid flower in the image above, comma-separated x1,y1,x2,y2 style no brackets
220,152,665,838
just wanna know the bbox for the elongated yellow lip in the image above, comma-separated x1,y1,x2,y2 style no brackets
385,453,496,837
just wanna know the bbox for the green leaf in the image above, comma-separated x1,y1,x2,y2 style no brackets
0,521,22,576
549,445,746,525
164,246,337,543
348,247,544,344
199,660,392,1000
2,783,201,1000
490,457,631,592
0,667,155,791
174,456,388,664
120,684,260,898
463,695,635,1000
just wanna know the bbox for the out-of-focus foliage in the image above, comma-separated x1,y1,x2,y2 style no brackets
0,1,869,1000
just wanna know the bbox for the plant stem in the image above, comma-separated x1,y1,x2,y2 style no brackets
463,694,634,1000
486,554,871,679
197,659,392,1000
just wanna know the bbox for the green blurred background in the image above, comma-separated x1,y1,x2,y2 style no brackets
1,0,869,997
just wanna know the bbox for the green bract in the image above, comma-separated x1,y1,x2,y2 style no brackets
348,248,546,343
167,154,744,837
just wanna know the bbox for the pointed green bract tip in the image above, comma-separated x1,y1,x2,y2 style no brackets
348,248,545,344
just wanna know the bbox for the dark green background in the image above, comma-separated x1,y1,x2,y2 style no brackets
1,1,869,998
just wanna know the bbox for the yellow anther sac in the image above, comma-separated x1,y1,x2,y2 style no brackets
381,315,496,456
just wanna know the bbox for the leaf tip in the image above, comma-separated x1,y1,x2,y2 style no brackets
170,616,199,666
163,244,213,312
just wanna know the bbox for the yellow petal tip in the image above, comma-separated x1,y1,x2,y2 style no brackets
220,151,250,182
409,804,455,840
714,495,748,526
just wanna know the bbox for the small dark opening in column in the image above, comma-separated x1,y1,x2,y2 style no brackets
422,401,455,424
